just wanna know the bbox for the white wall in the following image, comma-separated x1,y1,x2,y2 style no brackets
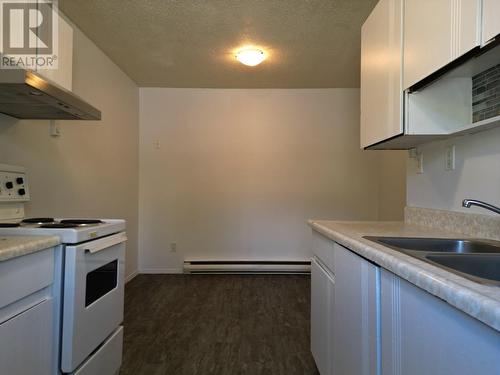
407,126,500,216
139,88,405,272
0,25,140,279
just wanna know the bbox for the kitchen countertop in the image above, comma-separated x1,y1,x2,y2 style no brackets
309,220,500,333
0,235,61,262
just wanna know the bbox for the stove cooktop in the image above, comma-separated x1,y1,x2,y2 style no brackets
0,218,105,228
0,218,126,244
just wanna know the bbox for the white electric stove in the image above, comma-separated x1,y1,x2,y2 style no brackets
0,164,126,375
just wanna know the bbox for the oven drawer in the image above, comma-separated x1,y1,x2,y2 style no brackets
62,232,126,372
0,247,54,309
71,326,123,375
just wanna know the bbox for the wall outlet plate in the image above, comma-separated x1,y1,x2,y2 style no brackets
416,151,424,174
445,145,455,171
49,120,61,137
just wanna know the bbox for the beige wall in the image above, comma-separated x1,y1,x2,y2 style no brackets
139,88,405,272
378,151,407,220
407,126,500,215
0,26,140,279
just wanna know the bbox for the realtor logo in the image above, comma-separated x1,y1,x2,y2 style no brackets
0,0,58,69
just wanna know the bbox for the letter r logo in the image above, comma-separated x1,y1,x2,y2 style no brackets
2,1,53,55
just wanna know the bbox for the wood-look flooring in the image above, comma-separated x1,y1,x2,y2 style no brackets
120,274,319,375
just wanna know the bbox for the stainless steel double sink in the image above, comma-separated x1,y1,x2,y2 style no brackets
364,237,500,286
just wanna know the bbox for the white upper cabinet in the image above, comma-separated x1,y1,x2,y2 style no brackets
36,12,73,91
403,0,480,90
360,0,403,148
482,0,500,45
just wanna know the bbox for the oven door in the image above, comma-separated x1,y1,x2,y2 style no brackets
61,232,126,373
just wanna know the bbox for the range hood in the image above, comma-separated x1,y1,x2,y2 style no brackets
0,69,101,120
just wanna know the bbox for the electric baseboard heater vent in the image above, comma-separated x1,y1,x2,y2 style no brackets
183,260,311,274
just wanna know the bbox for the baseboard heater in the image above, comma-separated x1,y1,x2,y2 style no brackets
183,260,311,274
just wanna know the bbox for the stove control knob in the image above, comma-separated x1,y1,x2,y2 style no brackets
16,177,24,185
5,182,13,189
18,188,26,196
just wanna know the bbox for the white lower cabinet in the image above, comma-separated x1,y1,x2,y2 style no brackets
0,298,54,375
311,257,335,375
332,244,379,375
381,269,500,375
0,247,58,375
311,234,379,375
311,232,500,375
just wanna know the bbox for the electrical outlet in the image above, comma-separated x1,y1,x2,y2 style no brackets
445,145,455,171
49,120,61,137
416,151,424,174
170,242,177,252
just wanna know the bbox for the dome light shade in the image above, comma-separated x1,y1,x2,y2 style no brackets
236,48,266,66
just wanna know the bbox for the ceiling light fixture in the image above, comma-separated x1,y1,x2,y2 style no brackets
235,48,266,66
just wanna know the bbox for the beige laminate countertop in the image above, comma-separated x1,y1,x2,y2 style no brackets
309,220,500,333
0,235,61,262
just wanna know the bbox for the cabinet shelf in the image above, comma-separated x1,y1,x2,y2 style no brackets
367,115,500,150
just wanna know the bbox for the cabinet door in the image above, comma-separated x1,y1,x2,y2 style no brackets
381,270,500,374
482,0,500,45
360,0,403,148
403,0,455,89
403,0,480,90
0,298,54,375
456,0,480,58
311,257,335,375
333,244,379,375
36,11,73,91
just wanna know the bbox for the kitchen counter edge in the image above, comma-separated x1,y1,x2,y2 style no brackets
0,235,61,262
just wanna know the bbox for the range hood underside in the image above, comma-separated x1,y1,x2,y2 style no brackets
0,70,101,120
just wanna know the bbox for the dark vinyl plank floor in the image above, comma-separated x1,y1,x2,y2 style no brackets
120,274,319,375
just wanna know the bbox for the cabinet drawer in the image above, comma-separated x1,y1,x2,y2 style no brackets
0,298,54,375
0,247,55,309
71,326,123,375
312,230,335,273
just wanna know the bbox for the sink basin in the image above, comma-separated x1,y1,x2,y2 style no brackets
426,254,500,284
363,236,500,286
364,237,500,254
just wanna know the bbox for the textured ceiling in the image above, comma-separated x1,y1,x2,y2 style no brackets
59,0,378,88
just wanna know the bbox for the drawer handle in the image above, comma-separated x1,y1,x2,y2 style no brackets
85,233,127,254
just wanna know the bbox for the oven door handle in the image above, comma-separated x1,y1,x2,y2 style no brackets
84,232,127,254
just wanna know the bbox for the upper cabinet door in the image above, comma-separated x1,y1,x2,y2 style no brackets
36,12,73,91
482,0,500,45
360,0,403,148
403,0,454,89
403,0,480,90
456,0,480,57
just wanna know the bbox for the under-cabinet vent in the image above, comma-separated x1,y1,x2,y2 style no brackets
183,260,311,274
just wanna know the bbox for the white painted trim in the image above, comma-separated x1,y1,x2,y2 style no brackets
139,268,183,274
125,270,138,283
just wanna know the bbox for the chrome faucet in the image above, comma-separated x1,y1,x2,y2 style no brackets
462,199,500,215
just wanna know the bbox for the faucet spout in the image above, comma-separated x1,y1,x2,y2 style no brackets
462,199,500,215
